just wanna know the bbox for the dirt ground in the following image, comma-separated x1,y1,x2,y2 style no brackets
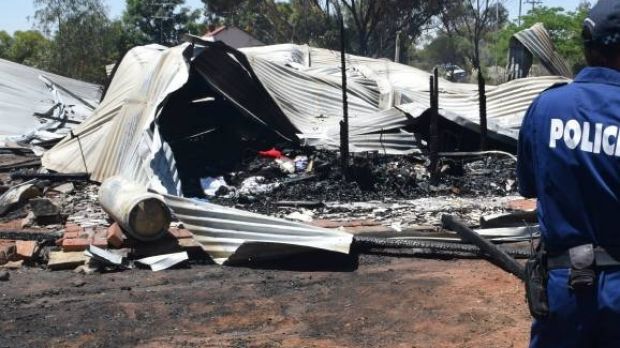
0,255,531,348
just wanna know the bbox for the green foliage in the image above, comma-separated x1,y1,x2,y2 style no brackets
0,30,52,69
413,33,470,71
32,0,117,82
488,6,589,73
123,0,204,46
0,31,14,59
415,3,589,79
437,1,509,69
203,0,340,49
203,0,441,60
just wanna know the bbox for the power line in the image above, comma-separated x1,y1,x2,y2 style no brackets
525,0,543,12
150,2,175,45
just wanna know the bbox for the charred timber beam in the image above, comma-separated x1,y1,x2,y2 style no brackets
10,171,89,181
275,201,325,208
478,70,488,150
353,236,530,259
441,214,526,279
429,68,440,184
0,229,62,241
0,159,42,172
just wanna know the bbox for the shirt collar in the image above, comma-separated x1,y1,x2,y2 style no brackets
574,66,620,86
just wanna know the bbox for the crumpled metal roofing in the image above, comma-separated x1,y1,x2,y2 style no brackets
398,75,571,143
42,44,186,192
0,58,101,146
42,42,354,263
42,41,568,263
241,43,568,148
163,194,352,264
508,23,573,79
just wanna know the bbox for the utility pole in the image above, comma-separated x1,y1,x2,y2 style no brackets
518,0,522,26
151,2,174,45
525,0,542,12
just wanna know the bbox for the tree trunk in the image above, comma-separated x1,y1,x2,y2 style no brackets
358,31,368,56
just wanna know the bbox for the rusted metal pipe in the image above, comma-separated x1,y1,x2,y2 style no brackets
99,176,171,242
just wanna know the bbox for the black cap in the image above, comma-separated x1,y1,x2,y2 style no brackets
584,0,620,45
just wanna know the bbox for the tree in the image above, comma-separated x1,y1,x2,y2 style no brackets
203,0,441,61
489,5,589,73
1,30,52,69
386,0,444,60
439,0,508,69
413,32,470,71
0,31,14,60
203,0,340,49
33,0,131,83
338,0,442,58
123,0,204,46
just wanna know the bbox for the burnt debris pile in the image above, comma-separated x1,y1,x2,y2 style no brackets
207,149,518,212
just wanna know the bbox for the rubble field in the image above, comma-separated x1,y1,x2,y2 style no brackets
0,256,529,348
0,148,534,347
0,35,556,348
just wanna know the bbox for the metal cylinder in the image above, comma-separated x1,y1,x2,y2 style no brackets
99,176,171,241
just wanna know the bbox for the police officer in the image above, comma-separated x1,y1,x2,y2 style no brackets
518,1,620,346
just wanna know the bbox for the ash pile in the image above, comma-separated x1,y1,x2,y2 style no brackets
204,148,520,228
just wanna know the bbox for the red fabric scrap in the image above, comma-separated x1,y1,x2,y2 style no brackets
258,148,282,159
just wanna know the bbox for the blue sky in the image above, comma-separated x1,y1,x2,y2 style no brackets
0,0,586,34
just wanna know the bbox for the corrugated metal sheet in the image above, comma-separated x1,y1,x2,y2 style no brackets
42,40,571,182
42,44,188,193
241,44,568,148
398,75,570,143
509,23,573,79
0,58,101,144
163,194,352,264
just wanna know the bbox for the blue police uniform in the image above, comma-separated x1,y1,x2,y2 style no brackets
518,66,620,347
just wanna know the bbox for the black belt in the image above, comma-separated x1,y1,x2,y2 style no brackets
547,247,620,269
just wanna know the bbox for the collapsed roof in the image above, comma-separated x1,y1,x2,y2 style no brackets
41,40,567,263
0,58,101,149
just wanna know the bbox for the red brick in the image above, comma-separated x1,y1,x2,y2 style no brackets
506,198,537,212
107,223,127,248
169,228,193,239
15,240,37,260
311,219,380,228
90,237,108,249
62,238,90,252
63,231,80,239
64,223,82,233
94,228,108,240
